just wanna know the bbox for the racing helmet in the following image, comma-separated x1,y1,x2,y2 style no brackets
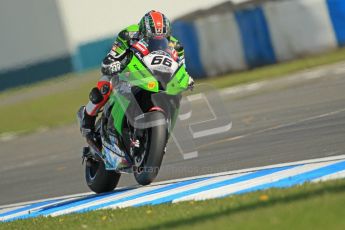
139,10,171,38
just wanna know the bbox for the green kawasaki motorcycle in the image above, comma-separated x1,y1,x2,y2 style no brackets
81,37,191,193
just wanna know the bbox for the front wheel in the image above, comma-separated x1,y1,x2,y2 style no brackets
134,119,167,185
85,158,121,193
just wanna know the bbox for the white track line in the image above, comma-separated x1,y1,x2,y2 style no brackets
148,154,345,186
221,82,265,96
104,173,251,209
333,68,345,75
48,184,169,217
312,170,345,182
0,192,93,210
174,161,335,202
0,197,81,222
0,206,27,215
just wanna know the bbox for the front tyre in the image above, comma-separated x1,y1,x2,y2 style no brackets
85,158,121,193
134,120,167,185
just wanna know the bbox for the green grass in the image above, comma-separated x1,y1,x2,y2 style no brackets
203,47,345,88
0,70,96,102
1,48,345,134
0,69,99,134
0,79,95,134
1,179,345,230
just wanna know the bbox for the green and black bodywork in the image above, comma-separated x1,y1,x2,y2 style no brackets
84,37,191,193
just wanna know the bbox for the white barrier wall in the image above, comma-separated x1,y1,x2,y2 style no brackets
263,0,337,61
174,0,344,77
195,13,246,77
0,0,69,71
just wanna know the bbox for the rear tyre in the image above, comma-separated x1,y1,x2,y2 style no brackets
134,121,167,185
85,158,121,193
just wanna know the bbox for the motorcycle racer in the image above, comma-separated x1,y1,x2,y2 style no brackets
78,10,194,137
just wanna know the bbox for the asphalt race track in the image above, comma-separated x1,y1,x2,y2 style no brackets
1,65,345,206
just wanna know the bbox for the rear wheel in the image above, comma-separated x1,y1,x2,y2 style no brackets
134,120,167,185
85,158,121,193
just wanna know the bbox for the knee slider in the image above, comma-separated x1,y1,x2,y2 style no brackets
89,87,103,104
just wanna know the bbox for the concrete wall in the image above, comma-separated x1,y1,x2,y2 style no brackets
0,0,69,71
0,0,72,90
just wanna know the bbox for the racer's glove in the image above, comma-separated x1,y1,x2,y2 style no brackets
188,77,195,91
108,61,122,76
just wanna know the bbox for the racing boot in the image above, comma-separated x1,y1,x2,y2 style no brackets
77,106,96,137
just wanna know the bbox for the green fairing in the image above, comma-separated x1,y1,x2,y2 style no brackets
119,55,189,95
110,52,190,136
120,56,159,92
166,66,189,95
114,24,139,55
110,93,130,135
126,24,140,32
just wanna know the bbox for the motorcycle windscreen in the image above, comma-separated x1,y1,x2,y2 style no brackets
147,36,170,53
